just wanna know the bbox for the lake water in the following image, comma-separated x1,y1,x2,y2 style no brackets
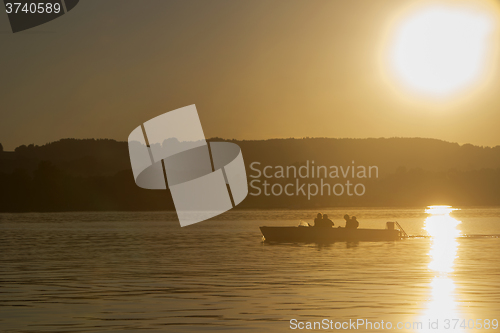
0,208,499,332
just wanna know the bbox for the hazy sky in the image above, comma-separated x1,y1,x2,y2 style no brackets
1,0,500,150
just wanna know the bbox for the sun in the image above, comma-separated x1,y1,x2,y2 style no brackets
386,2,497,98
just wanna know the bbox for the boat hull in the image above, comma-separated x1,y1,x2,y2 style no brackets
260,226,402,243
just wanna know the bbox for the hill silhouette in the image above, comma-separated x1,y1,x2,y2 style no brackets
1,137,500,212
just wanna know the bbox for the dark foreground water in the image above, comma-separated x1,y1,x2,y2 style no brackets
0,208,499,332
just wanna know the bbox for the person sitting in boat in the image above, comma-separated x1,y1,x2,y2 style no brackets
322,214,334,227
343,214,351,228
350,216,359,229
313,213,324,227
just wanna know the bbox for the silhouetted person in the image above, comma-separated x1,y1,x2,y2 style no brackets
322,214,334,227
314,213,323,227
350,216,359,229
343,214,351,228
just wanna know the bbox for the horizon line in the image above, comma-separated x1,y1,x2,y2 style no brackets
3,136,500,152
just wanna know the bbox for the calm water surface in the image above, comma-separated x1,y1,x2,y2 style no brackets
0,208,499,332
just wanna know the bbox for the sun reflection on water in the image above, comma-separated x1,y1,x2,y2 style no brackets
424,205,461,273
421,205,462,332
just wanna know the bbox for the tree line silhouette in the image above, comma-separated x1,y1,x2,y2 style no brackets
1,137,500,212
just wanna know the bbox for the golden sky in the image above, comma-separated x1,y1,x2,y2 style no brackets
1,0,500,150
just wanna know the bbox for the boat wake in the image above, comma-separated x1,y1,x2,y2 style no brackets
409,234,500,239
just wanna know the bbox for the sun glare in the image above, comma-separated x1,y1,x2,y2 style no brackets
420,206,462,332
388,2,497,98
424,205,461,273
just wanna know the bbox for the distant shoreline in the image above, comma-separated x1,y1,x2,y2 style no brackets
2,138,500,211
2,206,500,214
